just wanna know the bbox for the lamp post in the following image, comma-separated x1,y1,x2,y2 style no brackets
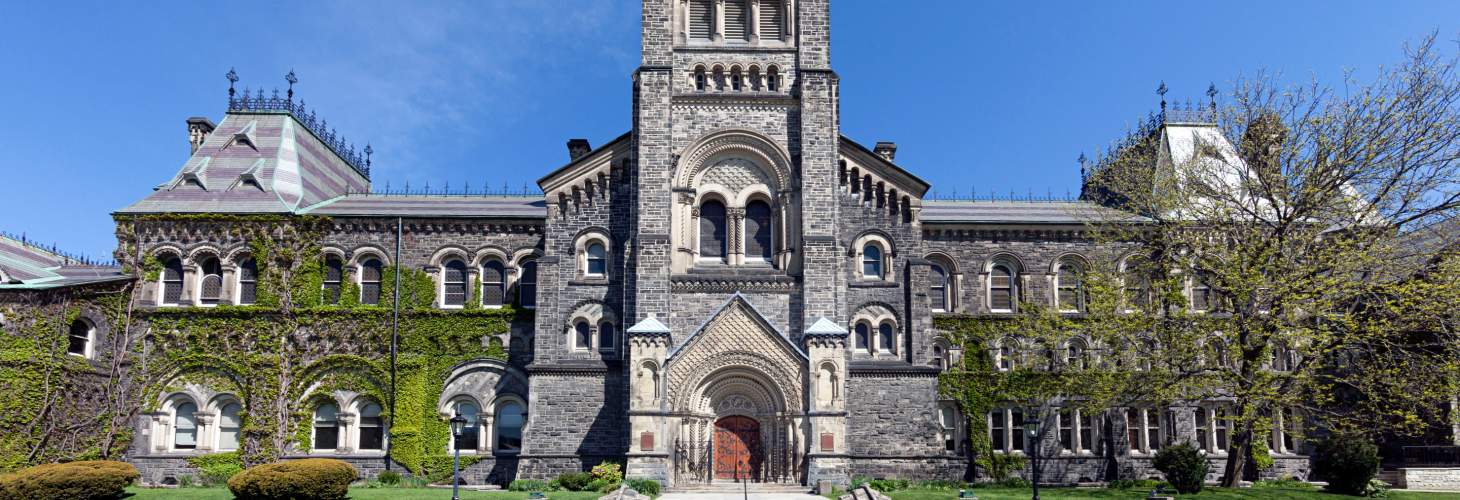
1023,413,1041,500
450,412,468,500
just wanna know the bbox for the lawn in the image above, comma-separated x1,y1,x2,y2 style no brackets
124,487,607,500
123,486,1460,499
883,487,1460,500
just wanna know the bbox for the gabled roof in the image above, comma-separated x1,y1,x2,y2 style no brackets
298,194,546,218
0,235,127,290
666,292,807,362
117,111,371,215
920,200,1147,225
839,135,932,197
627,313,672,334
537,132,632,192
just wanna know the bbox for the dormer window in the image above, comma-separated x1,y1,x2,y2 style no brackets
197,256,223,306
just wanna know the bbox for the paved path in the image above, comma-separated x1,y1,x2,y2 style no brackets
659,493,824,500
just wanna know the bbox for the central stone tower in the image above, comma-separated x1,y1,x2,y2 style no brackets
625,0,849,489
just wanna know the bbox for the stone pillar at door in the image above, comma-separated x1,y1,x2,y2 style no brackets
802,317,850,490
626,315,672,486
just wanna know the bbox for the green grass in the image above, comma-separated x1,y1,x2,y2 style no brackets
881,487,1460,500
124,487,608,500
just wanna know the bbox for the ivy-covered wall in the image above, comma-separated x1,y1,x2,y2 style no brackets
0,213,536,479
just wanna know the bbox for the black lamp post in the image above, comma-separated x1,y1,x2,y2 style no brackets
449,412,468,500
1023,413,1041,500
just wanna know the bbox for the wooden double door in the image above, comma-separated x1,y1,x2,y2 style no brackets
713,416,761,480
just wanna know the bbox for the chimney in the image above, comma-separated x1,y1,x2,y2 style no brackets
187,117,216,154
874,142,897,162
567,139,592,161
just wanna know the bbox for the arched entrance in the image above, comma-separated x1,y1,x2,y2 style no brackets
714,416,761,480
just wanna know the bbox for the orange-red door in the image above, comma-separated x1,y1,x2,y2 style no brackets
714,416,760,480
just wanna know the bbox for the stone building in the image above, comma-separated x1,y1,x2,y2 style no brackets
0,0,1317,489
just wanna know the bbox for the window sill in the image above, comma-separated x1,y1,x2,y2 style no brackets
569,278,612,286
849,280,898,288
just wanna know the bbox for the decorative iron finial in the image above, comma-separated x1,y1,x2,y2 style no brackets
227,68,239,98
364,143,373,168
1157,81,1168,111
285,69,298,102
1207,82,1218,110
1078,152,1088,179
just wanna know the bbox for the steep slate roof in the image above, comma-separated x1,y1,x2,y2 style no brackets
0,235,127,290
117,111,371,215
920,200,1146,225
299,194,546,218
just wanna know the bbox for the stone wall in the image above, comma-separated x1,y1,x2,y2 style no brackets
1398,468,1460,490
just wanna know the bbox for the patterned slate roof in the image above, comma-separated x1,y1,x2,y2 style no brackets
299,195,546,218
117,111,370,215
920,200,1146,224
0,235,127,289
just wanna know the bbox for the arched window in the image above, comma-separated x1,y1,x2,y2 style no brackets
574,321,592,351
198,256,223,305
218,402,241,451
767,66,780,92
745,200,773,263
929,264,949,312
161,255,184,306
322,255,343,305
452,400,479,452
237,258,258,305
586,242,607,277
877,322,896,354
67,319,92,357
694,67,708,91
360,258,383,306
998,338,1016,371
1056,259,1085,312
989,264,1017,312
1065,339,1088,370
517,260,538,308
1123,255,1152,310
749,67,762,91
442,259,467,307
599,322,616,351
688,0,713,40
174,402,198,450
699,200,727,262
1192,271,1217,312
495,401,525,453
759,0,785,40
314,403,340,450
481,260,506,306
359,402,384,451
730,67,744,91
862,244,883,279
724,0,748,41
853,322,870,352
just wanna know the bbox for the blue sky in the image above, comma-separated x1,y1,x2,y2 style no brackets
2,1,1458,259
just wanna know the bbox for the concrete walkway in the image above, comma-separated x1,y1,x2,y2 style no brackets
659,493,824,500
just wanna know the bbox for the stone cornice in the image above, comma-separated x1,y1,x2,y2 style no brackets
670,274,798,294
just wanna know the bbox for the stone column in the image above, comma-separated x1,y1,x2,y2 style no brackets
336,413,357,454
626,317,672,486
195,412,216,452
152,414,171,452
727,207,745,266
479,412,494,454
803,323,850,491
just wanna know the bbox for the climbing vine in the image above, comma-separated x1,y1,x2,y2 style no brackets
2,213,522,478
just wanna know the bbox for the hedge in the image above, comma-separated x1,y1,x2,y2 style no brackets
0,460,138,500
227,458,357,500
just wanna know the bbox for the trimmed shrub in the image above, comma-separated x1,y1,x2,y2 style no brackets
509,479,550,491
188,452,244,487
626,478,662,497
554,471,594,491
866,478,911,492
591,462,624,483
1152,443,1209,494
0,460,138,500
1314,434,1381,496
227,458,357,500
